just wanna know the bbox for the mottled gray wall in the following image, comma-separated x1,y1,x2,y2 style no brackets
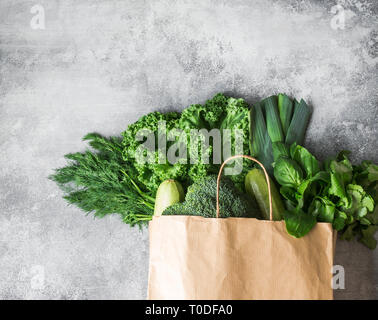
0,0,377,299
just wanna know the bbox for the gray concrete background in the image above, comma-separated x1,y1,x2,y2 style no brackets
0,0,377,299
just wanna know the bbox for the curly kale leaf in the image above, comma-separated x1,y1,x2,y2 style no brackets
121,93,251,194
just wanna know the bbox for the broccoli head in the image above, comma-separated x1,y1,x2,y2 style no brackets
163,175,260,218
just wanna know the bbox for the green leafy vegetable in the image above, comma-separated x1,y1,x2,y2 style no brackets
309,198,335,223
272,141,290,161
249,94,311,175
291,144,320,177
274,157,304,189
284,208,317,238
50,92,378,250
273,145,378,248
122,93,251,193
249,102,274,174
278,93,294,136
360,225,378,249
285,99,312,146
263,96,284,143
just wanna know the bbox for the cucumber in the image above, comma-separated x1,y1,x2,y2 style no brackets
154,179,184,216
245,168,284,220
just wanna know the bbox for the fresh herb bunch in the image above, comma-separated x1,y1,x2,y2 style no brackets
49,133,155,227
272,143,378,249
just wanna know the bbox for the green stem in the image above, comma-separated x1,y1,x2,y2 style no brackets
141,200,155,210
134,214,153,220
120,169,155,203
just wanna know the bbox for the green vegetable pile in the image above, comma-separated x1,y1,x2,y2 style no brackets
50,92,378,249
163,175,259,218
273,145,378,248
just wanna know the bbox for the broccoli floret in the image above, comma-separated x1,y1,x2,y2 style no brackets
163,175,260,218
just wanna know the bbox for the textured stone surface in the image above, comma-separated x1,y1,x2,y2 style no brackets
0,0,377,299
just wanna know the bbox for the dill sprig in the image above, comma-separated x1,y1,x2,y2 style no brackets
49,133,154,227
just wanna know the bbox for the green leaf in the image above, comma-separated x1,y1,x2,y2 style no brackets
284,208,317,238
278,93,293,136
353,161,378,191
319,200,336,223
362,195,374,212
262,96,284,143
367,181,378,202
297,179,312,196
289,142,297,159
329,172,348,206
366,206,378,224
357,206,368,218
340,184,375,225
274,157,304,188
330,159,353,184
309,198,335,223
309,199,322,217
340,223,357,241
333,210,347,231
249,102,274,174
367,164,378,182
360,217,371,225
272,142,290,161
336,150,351,161
285,99,312,146
280,186,297,203
292,144,320,178
359,225,378,249
310,171,330,184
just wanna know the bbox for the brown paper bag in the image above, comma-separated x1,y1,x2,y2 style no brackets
148,155,336,300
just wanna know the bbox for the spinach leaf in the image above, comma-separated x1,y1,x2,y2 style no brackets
292,144,320,177
332,210,348,231
272,141,290,161
367,164,378,182
340,223,358,241
274,157,304,188
342,184,374,214
280,186,297,204
330,159,353,184
360,225,378,249
289,142,297,159
309,198,335,223
328,172,349,207
310,171,330,184
366,206,378,224
274,145,378,248
297,179,312,196
284,208,317,238
366,181,378,202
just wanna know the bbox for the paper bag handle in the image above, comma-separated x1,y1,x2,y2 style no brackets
216,155,273,220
